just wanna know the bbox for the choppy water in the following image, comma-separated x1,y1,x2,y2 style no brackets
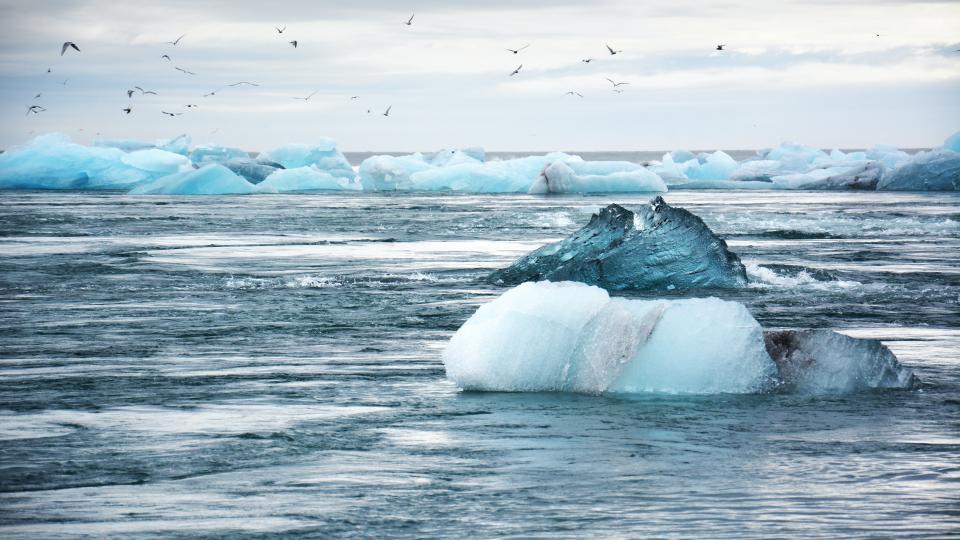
1,190,958,538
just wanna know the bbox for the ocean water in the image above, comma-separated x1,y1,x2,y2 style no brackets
0,190,958,537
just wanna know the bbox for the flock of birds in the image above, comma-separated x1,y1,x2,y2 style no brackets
27,13,738,120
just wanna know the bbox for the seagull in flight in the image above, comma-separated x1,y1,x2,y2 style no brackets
175,67,196,75
127,89,134,98
185,104,198,108
605,78,629,87
612,89,624,94
404,14,414,26
716,44,725,51
161,54,171,61
581,58,594,63
276,25,286,34
383,105,391,117
289,40,298,48
228,81,260,87
293,90,319,101
510,64,523,76
61,42,80,55
122,107,132,114
606,44,622,55
166,34,185,46
33,93,41,99
62,78,69,86
203,90,218,97
134,86,158,95
26,105,46,115
506,44,530,54
161,111,182,117
565,91,584,97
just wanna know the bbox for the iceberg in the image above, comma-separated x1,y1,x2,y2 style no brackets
764,330,919,393
94,134,191,156
258,139,354,179
255,166,360,193
428,148,484,167
129,164,255,195
358,154,434,191
770,161,885,190
443,281,918,395
0,133,190,190
681,150,739,180
490,197,747,290
877,149,960,191
222,159,283,184
528,160,667,194
944,131,960,153
190,145,250,165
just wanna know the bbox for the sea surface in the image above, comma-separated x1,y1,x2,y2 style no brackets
0,189,958,538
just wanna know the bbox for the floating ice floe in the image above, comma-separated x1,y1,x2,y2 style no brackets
0,133,193,190
130,164,255,195
491,197,746,290
529,159,666,194
877,149,960,191
254,166,361,193
190,145,250,165
443,281,918,395
258,139,355,180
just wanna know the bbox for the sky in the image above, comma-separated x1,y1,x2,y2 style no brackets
0,0,958,152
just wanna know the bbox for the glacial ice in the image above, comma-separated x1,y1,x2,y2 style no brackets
258,140,354,179
358,154,435,191
95,134,191,156
190,145,250,165
0,133,191,190
529,160,667,194
877,149,960,191
764,330,918,393
222,160,284,184
129,164,255,195
443,281,918,395
490,197,747,290
255,166,361,193
945,131,960,153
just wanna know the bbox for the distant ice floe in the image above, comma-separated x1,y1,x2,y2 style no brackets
443,281,918,395
1,130,957,194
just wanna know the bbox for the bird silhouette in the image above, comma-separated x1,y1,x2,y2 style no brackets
161,54,171,61
127,89,134,98
289,40,298,48
185,104,198,108
510,64,523,76
161,111,182,117
506,44,530,54
26,105,46,115
605,78,629,87
716,44,725,51
166,34,185,46
565,91,584,97
228,81,259,87
134,86,158,95
405,14,414,25
383,105,392,116
203,90,218,97
581,58,594,63
61,42,80,55
122,107,132,114
175,67,196,75
606,44,622,55
293,91,319,101
33,93,41,99
350,96,360,100
612,89,624,94
276,25,287,34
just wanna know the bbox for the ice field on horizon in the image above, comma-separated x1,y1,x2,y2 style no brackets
0,130,958,194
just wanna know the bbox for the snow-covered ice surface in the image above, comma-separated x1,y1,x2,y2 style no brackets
1,189,958,537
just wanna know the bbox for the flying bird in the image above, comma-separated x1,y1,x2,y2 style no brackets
506,44,530,54
47,67,51,73
134,86,158,95
122,107,132,114
383,105,391,117
605,78,629,87
350,95,360,100
161,111,182,117
612,89,624,94
175,67,196,75
606,44,622,55
293,90,319,101
581,58,594,63
166,34,185,46
228,81,260,87
62,78,69,86
289,40,298,48
61,42,80,55
405,14,414,25
185,104,198,108
203,90,218,97
127,89,134,98
26,105,46,115
565,91,584,97
33,93,41,99
510,64,522,76
276,25,286,34
716,44,725,51
161,54,171,61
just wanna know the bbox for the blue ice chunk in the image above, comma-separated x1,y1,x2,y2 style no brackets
944,131,960,153
358,154,433,190
94,134,191,156
490,197,746,290
529,160,667,193
877,150,960,191
190,145,249,165
222,160,283,184
130,164,255,195
258,139,354,179
255,166,361,193
681,150,738,180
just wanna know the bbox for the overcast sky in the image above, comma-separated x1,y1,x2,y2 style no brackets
0,0,958,151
